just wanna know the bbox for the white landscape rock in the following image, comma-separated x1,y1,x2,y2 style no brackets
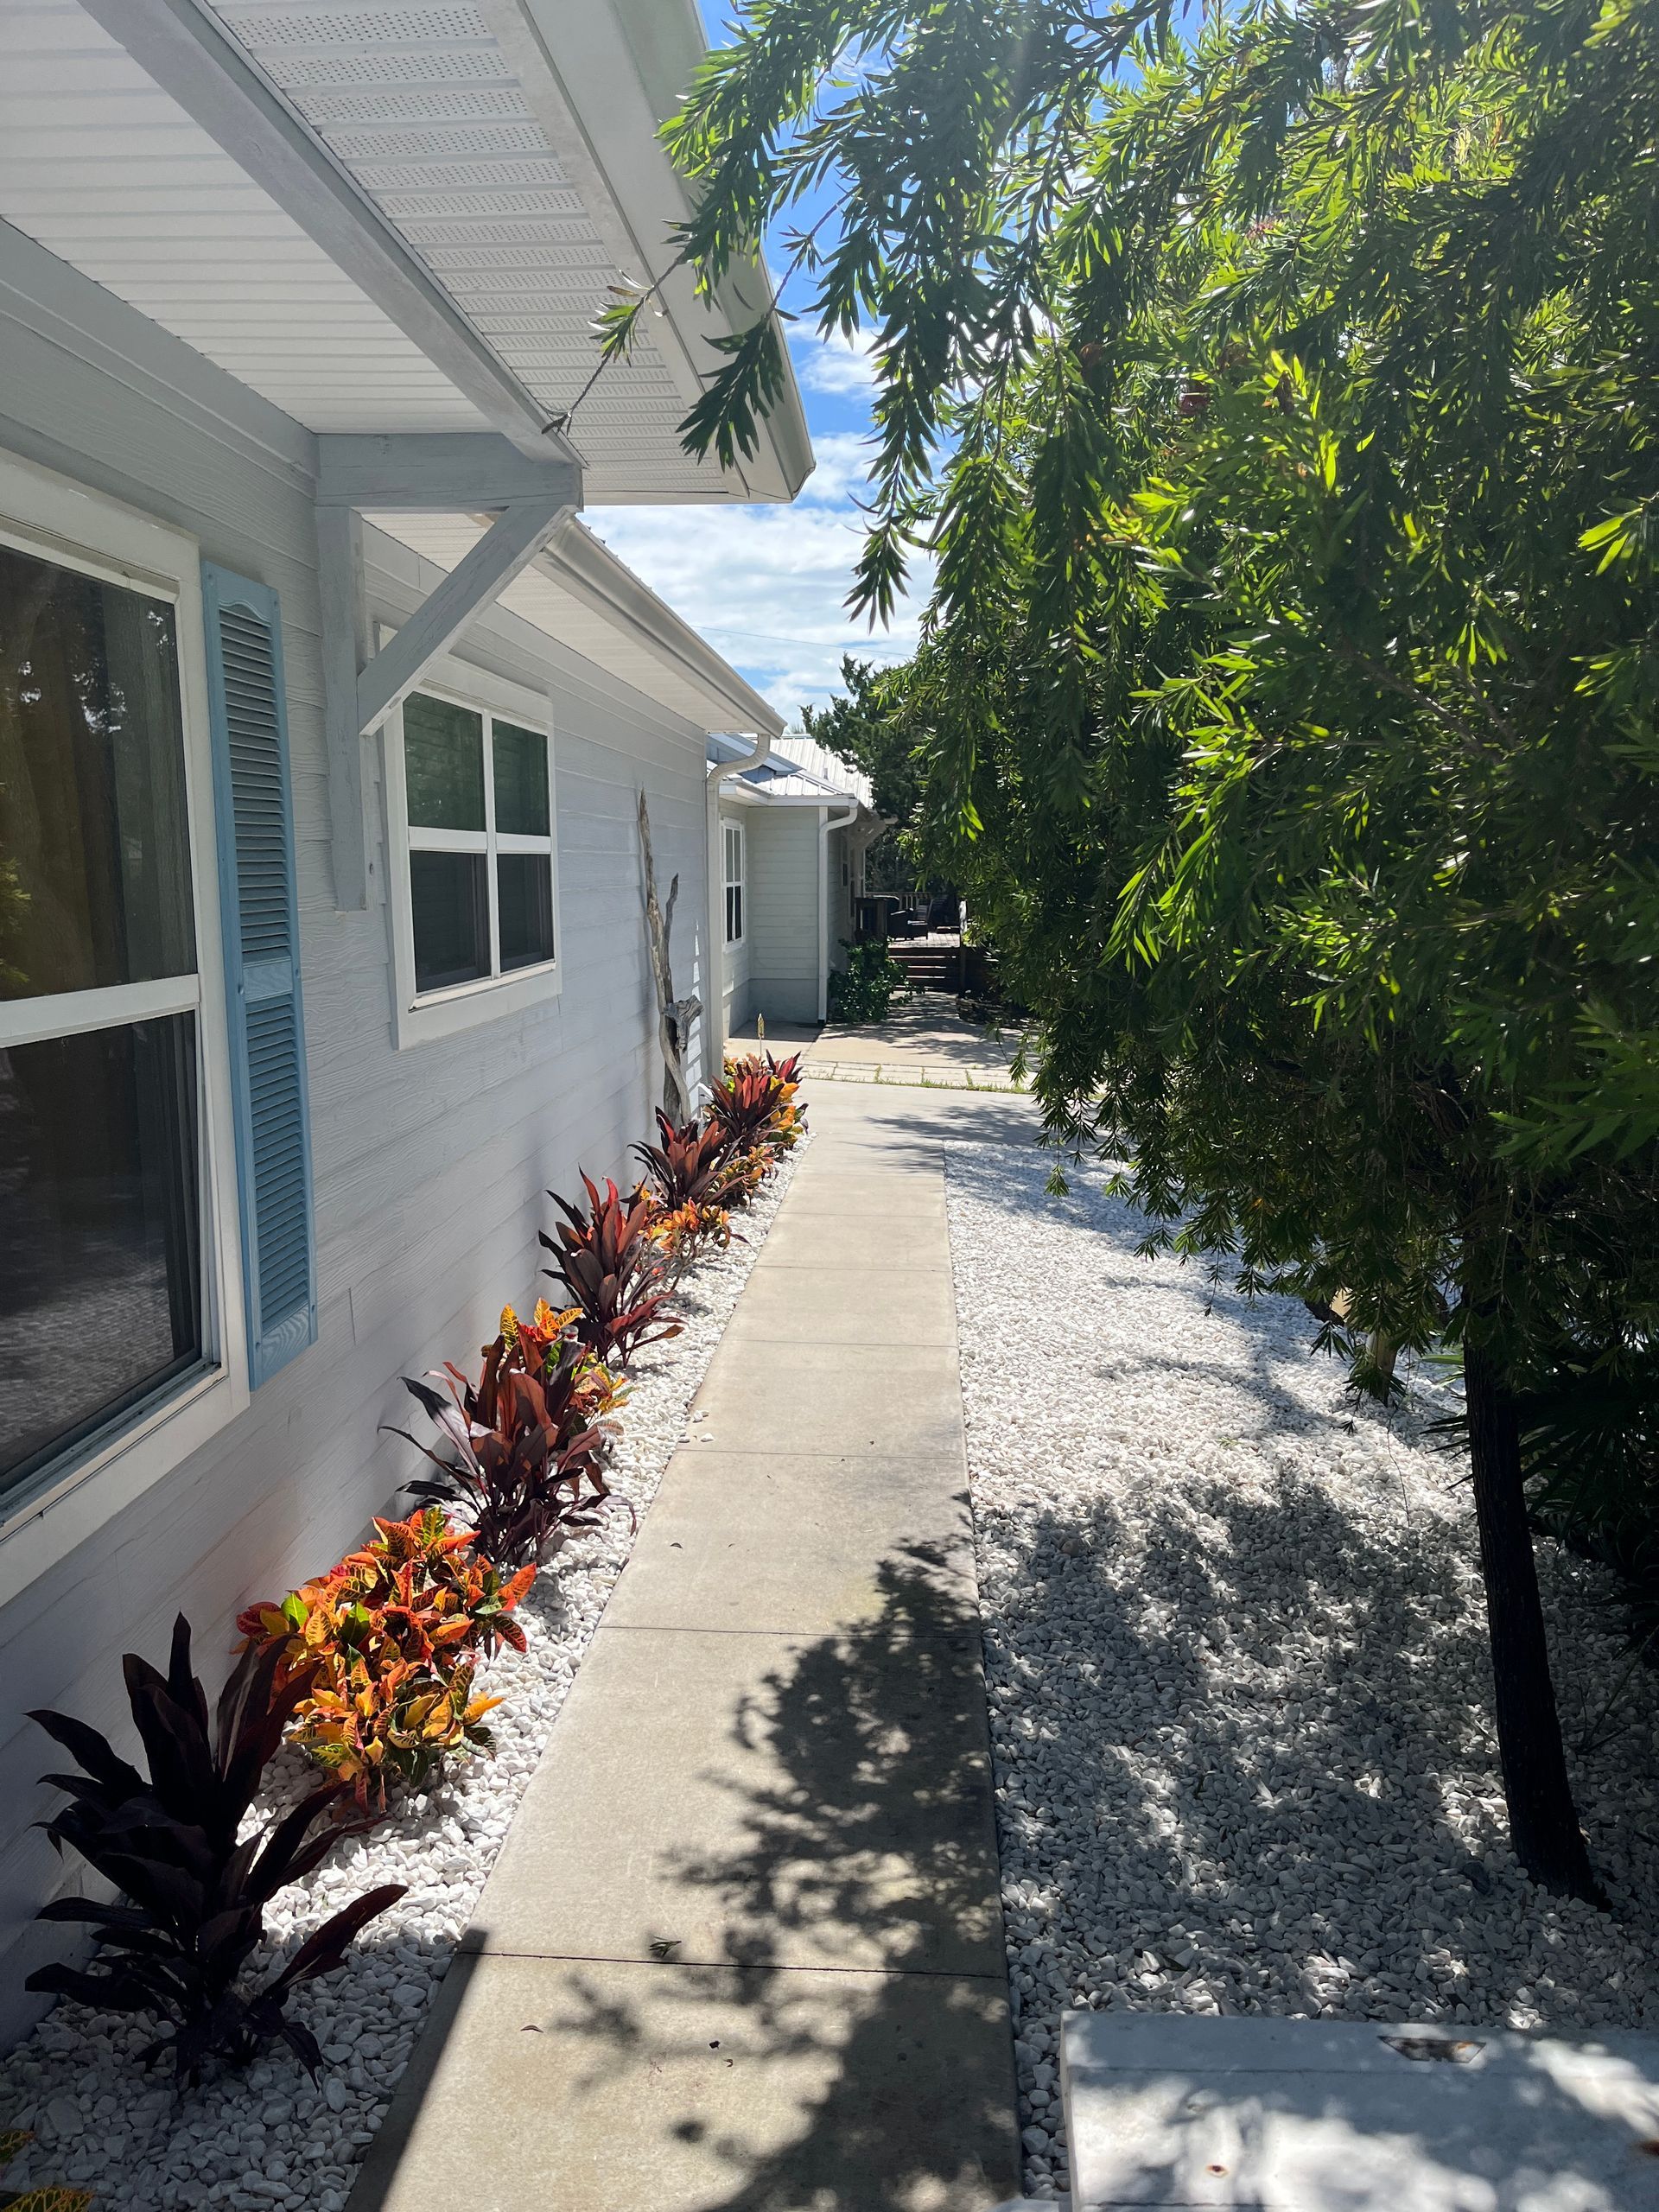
0,1145,804,2210
945,1141,1659,2203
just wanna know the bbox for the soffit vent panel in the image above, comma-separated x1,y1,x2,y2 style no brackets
207,0,721,493
0,0,486,433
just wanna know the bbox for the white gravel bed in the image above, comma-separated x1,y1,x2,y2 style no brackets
0,1144,804,2210
946,1141,1659,2203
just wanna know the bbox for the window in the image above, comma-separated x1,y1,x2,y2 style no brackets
0,460,248,1573
385,664,560,1047
724,820,745,945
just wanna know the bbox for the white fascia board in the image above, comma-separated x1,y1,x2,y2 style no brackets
542,520,786,740
483,0,813,505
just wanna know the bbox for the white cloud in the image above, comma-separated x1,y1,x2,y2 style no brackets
789,325,878,398
586,430,931,721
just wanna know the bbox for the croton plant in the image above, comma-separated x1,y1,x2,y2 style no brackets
709,1052,804,1160
392,1303,624,1573
0,2126,92,2210
238,1510,532,1808
540,1173,684,1364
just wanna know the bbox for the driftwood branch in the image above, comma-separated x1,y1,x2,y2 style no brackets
638,788,701,1122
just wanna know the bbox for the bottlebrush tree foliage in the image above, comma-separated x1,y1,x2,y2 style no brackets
651,0,1659,1898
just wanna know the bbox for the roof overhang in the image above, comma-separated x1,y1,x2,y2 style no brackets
486,0,813,504
3,0,810,505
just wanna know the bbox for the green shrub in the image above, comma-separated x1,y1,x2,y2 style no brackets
827,938,908,1025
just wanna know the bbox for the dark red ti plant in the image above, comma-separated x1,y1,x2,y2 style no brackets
391,1313,621,1574
709,1052,804,1160
540,1173,683,1365
26,1618,404,2085
632,1108,742,1211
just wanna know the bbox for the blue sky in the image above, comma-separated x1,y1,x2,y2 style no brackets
583,7,930,727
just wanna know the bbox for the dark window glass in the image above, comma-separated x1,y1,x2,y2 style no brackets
726,883,743,944
0,1016,202,1497
493,720,550,836
410,850,488,992
0,543,195,1001
403,694,484,831
497,853,554,972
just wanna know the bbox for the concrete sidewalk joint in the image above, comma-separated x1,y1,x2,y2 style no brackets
349,1083,1032,2212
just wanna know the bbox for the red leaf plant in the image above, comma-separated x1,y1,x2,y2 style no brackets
539,1173,683,1364
632,1109,760,1263
709,1052,805,1162
390,1303,626,1573
27,1618,404,2083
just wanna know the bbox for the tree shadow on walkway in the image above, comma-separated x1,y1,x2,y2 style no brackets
545,1547,1020,2210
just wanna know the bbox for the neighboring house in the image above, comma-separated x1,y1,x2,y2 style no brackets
711,734,880,1030
0,0,808,2036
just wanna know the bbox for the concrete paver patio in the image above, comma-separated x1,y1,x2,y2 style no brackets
348,1079,1041,2212
731,1000,1029,1093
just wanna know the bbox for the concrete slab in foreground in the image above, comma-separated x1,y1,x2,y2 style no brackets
351,1951,1015,2212
1063,2012,1659,2209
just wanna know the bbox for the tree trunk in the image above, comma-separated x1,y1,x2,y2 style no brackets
1463,1338,1602,1902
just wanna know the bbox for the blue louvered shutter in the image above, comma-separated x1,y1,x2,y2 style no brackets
201,563,317,1388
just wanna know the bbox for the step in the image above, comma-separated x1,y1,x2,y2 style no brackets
1059,2012,1659,2209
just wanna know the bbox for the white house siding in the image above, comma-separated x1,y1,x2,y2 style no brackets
745,805,822,1025
719,800,753,1032
0,225,712,2039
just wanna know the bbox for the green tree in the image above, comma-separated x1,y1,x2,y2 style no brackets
800,655,924,828
658,0,1659,1898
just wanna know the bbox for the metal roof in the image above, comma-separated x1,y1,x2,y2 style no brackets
709,731,876,810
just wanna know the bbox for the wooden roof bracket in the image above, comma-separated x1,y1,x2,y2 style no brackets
315,435,582,911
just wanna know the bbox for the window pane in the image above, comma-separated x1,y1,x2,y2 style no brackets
497,853,554,971
0,1014,202,1498
493,720,550,836
410,849,488,992
0,541,195,1001
403,693,484,831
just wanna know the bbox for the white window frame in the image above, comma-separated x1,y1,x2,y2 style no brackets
723,819,746,947
0,449,249,1608
383,646,563,1050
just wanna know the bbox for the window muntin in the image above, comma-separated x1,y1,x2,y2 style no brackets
398,688,556,1006
723,820,744,945
0,537,211,1507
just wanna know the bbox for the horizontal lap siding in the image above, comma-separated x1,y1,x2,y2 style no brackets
747,805,822,1025
0,234,710,2038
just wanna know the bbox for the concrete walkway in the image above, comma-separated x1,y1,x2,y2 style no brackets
350,1082,1037,2212
732,1001,1030,1094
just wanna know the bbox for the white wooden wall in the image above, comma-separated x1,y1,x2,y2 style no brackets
0,223,711,2040
746,806,823,1025
718,800,754,1030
